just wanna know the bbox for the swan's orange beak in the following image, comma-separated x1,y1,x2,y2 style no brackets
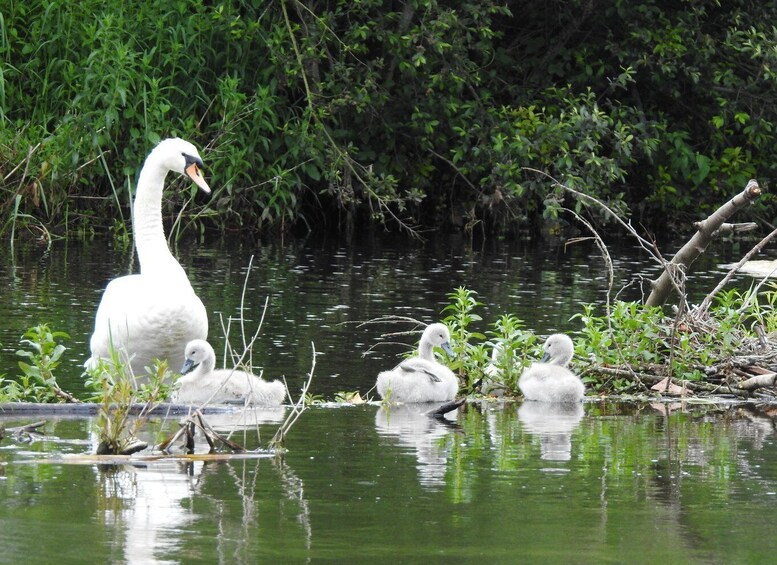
185,162,211,194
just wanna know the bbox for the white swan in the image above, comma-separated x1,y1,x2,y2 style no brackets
519,334,585,403
720,259,777,278
376,323,459,403
172,339,286,406
86,138,211,375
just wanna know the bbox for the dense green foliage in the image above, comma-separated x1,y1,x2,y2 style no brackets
1,0,776,239
442,284,777,397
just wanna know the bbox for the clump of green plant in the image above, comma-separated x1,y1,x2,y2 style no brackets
12,324,77,403
572,289,777,391
442,287,488,391
440,289,546,396
573,301,667,367
333,390,365,404
84,347,173,455
481,314,539,395
0,375,23,402
302,392,326,406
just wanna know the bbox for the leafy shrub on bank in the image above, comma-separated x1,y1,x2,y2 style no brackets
2,1,777,239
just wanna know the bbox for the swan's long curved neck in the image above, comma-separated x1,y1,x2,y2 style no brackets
200,352,217,375
418,341,435,361
133,156,186,278
550,352,573,367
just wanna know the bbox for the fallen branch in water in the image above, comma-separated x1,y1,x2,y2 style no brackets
22,451,277,466
157,410,247,454
646,180,762,306
739,372,777,391
0,420,47,443
428,398,466,419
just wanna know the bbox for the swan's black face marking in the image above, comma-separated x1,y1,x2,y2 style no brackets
183,152,204,169
182,152,211,194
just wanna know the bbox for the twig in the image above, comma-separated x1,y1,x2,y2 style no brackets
270,342,317,448
697,225,777,314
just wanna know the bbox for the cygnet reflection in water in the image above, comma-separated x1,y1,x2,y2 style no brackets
518,401,584,461
202,406,287,431
375,403,461,488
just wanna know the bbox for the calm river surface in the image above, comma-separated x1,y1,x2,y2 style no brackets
1,232,775,563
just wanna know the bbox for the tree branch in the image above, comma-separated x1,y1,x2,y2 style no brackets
645,180,761,307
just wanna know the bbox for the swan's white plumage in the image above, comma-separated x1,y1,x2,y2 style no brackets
86,138,210,375
519,334,585,403
172,339,286,406
376,323,458,403
721,259,777,278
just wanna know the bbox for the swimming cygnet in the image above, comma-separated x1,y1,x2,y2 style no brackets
518,334,585,403
376,323,459,403
172,339,286,406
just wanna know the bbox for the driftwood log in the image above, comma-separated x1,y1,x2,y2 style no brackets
645,180,762,307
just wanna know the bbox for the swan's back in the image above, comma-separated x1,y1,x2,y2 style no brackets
519,363,585,403
376,360,458,403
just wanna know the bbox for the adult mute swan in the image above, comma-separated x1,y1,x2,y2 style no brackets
376,323,459,403
86,138,211,375
172,339,286,406
519,334,585,403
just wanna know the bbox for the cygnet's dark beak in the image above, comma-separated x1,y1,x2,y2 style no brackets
441,342,454,356
180,358,198,375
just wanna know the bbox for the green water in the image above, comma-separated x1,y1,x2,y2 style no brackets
0,234,769,562
1,401,776,563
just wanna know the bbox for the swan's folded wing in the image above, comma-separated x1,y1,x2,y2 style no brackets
398,359,442,382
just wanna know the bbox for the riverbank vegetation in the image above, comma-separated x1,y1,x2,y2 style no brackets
2,1,776,241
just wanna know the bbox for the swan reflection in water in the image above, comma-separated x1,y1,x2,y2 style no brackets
94,406,311,563
518,401,584,461
98,459,203,565
375,403,462,488
201,405,287,430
